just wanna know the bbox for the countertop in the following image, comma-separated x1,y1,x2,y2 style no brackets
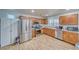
41,26,79,34
32,28,41,30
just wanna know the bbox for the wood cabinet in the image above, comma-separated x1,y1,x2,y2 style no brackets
40,19,48,24
59,14,78,25
32,18,48,24
69,32,78,44
62,31,70,43
32,18,40,24
42,28,55,37
32,30,36,38
62,31,78,44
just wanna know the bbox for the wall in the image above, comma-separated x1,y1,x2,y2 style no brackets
1,14,19,47
47,16,59,27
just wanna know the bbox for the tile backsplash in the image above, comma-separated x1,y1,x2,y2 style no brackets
62,25,79,32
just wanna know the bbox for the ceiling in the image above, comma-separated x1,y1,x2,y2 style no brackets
0,9,79,18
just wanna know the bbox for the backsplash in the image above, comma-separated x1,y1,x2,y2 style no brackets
67,27,78,32
62,25,79,32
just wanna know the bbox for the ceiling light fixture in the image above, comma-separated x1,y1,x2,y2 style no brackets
45,14,48,16
31,10,35,13
66,9,70,10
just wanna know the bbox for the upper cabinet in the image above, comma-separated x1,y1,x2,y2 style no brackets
32,18,48,24
32,18,40,24
59,14,78,25
40,19,48,24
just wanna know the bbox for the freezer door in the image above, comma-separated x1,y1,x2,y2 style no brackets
19,18,32,43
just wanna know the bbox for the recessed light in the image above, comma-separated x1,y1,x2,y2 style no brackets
66,9,70,10
45,14,48,16
31,10,35,13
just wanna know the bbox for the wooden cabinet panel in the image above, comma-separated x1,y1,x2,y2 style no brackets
32,30,36,38
42,28,55,37
44,20,48,24
50,29,55,37
40,19,48,24
32,18,48,24
32,18,40,24
62,31,78,45
40,19,44,24
67,14,78,25
59,14,78,25
59,16,67,25
69,32,78,44
62,31,69,42
42,28,47,34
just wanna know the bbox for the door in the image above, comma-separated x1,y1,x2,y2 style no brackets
11,22,18,44
21,19,29,43
1,18,11,47
1,26,11,47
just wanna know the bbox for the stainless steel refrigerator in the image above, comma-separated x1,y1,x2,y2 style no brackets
18,17,32,43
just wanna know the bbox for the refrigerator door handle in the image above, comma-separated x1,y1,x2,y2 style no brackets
26,26,27,31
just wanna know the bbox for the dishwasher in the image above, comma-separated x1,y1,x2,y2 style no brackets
55,26,63,40
55,29,62,40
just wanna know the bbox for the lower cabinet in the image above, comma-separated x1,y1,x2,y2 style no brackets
62,31,69,43
32,30,36,38
42,28,55,37
62,31,78,45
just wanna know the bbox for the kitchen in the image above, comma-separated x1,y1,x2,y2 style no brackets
0,9,79,50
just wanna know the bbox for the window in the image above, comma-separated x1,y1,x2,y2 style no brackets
48,16,59,27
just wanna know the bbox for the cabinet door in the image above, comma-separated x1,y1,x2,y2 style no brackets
69,32,78,44
67,14,78,25
59,16,67,25
42,28,46,34
41,19,44,24
32,30,36,38
59,14,78,25
45,28,48,34
46,29,55,37
40,19,48,24
51,29,55,37
62,31,69,42
45,28,47,34
43,28,45,34
48,29,52,36
63,31,78,45
44,20,48,24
